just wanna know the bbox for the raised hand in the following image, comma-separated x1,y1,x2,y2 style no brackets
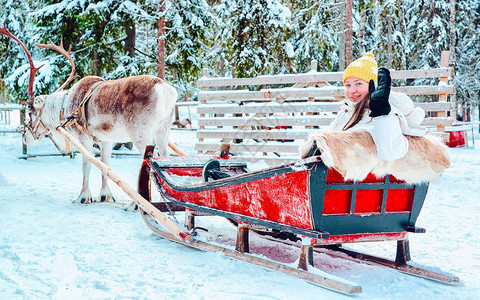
369,67,392,117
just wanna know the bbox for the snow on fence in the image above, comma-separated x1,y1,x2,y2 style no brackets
0,104,27,155
0,103,23,133
196,51,454,165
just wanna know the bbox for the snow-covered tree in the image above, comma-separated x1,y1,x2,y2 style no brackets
286,0,339,72
403,0,451,74
0,1,41,102
164,0,216,100
212,0,291,78
454,0,480,120
30,0,167,88
33,0,130,77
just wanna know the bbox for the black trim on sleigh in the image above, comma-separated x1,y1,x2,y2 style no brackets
150,156,321,193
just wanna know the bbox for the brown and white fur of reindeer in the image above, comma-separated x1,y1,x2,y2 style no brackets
1,20,177,206
26,76,177,205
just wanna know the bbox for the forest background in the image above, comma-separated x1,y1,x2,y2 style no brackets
0,0,478,121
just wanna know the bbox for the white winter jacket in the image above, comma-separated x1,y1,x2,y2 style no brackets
327,92,427,161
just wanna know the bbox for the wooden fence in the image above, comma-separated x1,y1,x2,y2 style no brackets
196,51,454,164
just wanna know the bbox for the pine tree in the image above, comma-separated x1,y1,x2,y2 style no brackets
212,0,291,78
454,0,480,119
30,0,122,87
360,0,407,71
164,0,215,100
403,0,451,73
32,0,163,82
0,1,41,102
286,0,339,72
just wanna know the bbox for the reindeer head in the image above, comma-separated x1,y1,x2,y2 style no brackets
23,95,50,145
0,19,76,145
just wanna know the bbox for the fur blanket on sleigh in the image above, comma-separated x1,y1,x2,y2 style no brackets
299,131,450,184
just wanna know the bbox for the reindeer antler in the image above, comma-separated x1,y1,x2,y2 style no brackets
0,19,43,105
35,37,77,93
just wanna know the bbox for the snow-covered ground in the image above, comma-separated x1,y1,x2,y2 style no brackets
1,108,479,299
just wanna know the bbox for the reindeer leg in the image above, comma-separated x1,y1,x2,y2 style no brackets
97,141,115,203
130,130,149,157
75,139,93,204
154,127,171,157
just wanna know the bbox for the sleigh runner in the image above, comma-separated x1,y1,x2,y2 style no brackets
137,145,460,294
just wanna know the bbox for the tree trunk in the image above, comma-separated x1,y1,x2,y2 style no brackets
125,15,136,57
387,16,392,68
63,17,76,55
93,22,105,76
93,49,99,76
345,0,353,65
157,0,166,79
449,0,456,63
93,30,100,76
339,2,345,71
358,8,366,55
398,0,406,71
218,56,225,76
449,0,457,120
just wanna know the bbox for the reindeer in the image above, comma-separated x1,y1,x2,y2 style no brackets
1,20,178,204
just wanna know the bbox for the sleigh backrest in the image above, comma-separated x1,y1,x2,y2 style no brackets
196,51,454,165
310,163,429,237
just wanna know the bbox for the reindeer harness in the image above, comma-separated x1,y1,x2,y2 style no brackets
26,105,50,141
60,79,105,142
24,98,72,154
25,79,105,154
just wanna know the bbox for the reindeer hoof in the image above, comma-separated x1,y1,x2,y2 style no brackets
75,196,92,204
124,201,139,212
74,190,93,204
97,194,115,203
81,197,92,204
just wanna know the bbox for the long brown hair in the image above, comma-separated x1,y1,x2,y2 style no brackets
342,95,370,131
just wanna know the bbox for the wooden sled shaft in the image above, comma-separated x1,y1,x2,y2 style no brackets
168,139,188,157
56,126,192,242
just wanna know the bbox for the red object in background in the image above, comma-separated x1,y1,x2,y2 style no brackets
446,130,466,148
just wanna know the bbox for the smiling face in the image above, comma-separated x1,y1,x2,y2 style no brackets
344,77,369,104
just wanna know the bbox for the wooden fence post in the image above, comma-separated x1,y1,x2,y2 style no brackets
20,108,27,155
438,51,450,132
198,68,208,154
306,60,318,130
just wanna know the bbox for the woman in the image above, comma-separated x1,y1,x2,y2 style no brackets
328,53,426,161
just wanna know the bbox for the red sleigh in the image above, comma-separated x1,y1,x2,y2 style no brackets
137,146,460,294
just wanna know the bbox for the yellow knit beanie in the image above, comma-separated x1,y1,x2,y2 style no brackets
343,53,378,84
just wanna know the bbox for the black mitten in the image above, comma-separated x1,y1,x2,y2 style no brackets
369,67,391,117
